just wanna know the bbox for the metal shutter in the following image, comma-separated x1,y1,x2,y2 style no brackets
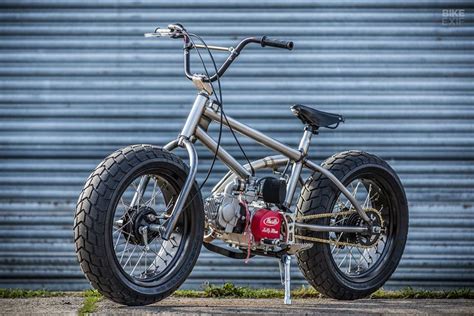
0,0,473,290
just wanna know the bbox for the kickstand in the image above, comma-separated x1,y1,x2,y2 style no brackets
278,254,292,305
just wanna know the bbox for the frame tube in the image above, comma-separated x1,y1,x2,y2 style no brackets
284,129,312,207
163,108,369,226
163,139,178,151
284,162,302,207
212,155,289,193
180,93,209,139
195,127,251,180
204,108,302,161
304,160,370,223
295,222,369,233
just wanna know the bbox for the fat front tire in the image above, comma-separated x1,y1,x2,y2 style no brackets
74,144,204,305
296,150,408,300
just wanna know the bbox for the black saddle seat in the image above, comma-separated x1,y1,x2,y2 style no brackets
290,104,344,129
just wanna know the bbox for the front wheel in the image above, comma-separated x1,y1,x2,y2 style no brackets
74,144,204,305
296,150,408,300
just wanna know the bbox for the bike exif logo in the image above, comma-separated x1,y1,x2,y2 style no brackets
442,9,465,26
263,216,280,227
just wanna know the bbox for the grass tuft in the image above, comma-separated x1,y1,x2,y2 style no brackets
205,283,283,298
78,289,102,315
174,283,321,299
1,284,472,304
174,283,474,300
0,289,66,299
370,287,474,299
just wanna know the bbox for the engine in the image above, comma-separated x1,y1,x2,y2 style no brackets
250,208,284,242
204,176,288,251
204,192,246,233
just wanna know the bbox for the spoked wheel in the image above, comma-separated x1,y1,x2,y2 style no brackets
296,150,408,300
112,174,185,283
329,179,390,277
74,145,204,306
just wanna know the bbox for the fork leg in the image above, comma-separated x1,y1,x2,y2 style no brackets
160,138,198,240
280,254,292,305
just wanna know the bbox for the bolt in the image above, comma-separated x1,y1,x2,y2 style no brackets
147,214,157,222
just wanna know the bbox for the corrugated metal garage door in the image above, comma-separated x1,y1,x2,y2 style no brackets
0,0,473,290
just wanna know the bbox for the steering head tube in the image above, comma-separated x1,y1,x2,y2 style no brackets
261,36,294,50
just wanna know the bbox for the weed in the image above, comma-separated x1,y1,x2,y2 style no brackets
0,289,66,298
173,284,474,300
78,289,102,315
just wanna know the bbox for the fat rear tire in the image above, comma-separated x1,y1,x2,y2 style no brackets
296,150,408,300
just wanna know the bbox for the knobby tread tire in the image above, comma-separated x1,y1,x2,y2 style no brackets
296,150,408,300
73,144,204,306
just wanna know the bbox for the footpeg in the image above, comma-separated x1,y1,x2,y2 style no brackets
278,254,292,305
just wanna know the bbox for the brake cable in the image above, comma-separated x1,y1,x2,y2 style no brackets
182,31,224,190
183,29,255,188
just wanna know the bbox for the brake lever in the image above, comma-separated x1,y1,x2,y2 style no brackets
144,33,163,37
144,27,173,38
168,23,186,39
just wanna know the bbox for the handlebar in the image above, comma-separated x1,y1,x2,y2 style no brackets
145,24,294,82
261,36,294,50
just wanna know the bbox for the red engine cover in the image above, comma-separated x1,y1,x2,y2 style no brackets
250,208,283,242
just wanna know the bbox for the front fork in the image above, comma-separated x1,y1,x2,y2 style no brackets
156,93,210,239
146,93,208,240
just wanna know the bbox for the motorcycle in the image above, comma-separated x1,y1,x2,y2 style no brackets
74,24,408,305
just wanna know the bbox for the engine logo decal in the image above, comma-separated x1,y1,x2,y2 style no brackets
263,217,280,226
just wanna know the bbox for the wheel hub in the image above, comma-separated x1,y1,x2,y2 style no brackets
335,209,383,247
121,205,160,245
354,209,383,247
338,212,360,244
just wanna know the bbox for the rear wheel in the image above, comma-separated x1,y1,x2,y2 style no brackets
74,144,204,305
296,150,408,299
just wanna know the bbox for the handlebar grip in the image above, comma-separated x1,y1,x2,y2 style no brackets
261,36,294,50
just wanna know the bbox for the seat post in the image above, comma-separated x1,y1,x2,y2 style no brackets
298,126,313,154
283,127,313,208
304,124,319,135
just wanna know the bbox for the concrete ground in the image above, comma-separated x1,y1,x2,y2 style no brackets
1,297,474,315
